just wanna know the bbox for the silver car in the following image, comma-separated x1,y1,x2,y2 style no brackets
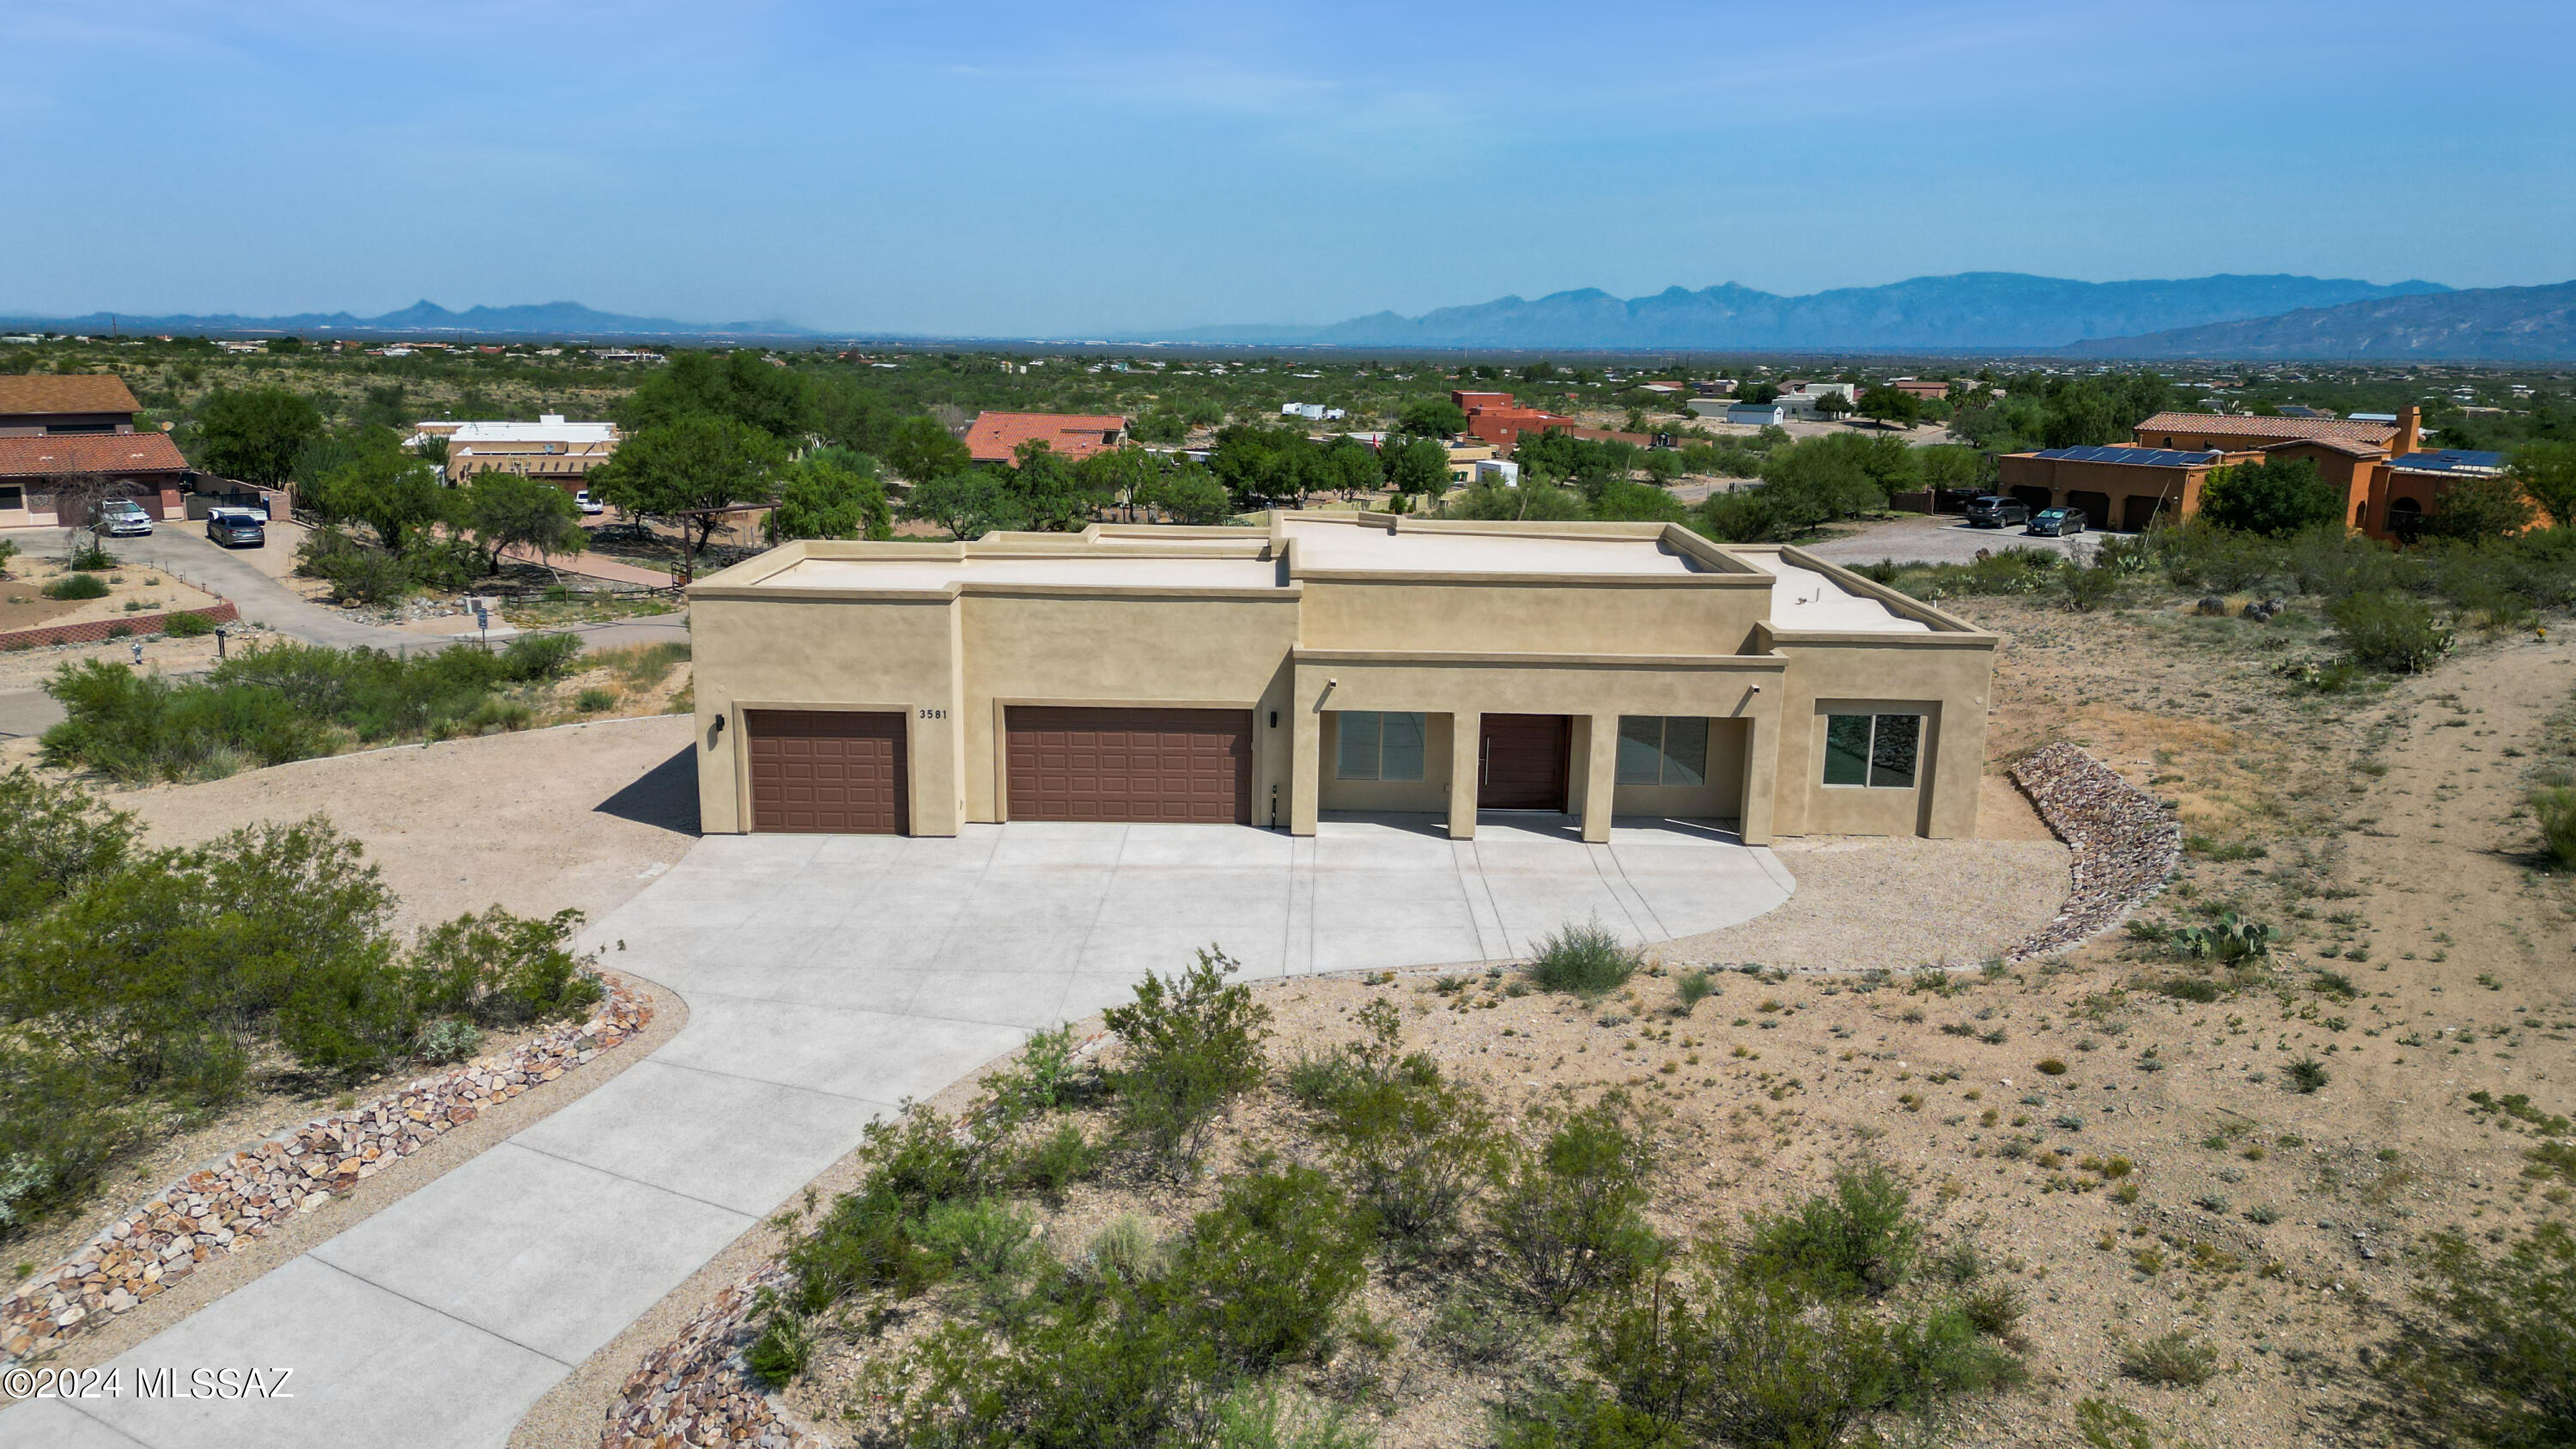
95,499,154,536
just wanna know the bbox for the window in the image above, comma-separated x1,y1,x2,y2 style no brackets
1822,714,1922,788
1335,711,1425,782
1616,716,1709,786
0,485,21,511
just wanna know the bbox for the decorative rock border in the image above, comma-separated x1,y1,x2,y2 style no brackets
601,1267,822,1449
0,971,652,1364
0,601,239,652
2004,742,2183,964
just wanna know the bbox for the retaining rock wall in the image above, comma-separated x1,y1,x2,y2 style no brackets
0,601,239,652
601,1268,822,1449
0,971,652,1364
2005,741,2183,964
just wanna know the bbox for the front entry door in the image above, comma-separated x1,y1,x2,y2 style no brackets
1479,714,1571,811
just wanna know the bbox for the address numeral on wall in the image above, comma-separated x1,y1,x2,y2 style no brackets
918,709,946,720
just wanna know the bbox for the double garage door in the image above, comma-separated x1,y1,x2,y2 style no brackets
744,706,1251,833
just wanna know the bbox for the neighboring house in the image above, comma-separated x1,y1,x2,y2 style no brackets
2130,408,2413,456
1474,460,1522,488
415,415,620,490
1724,402,1788,427
0,374,187,526
1994,446,2227,533
964,411,1127,465
685,513,1996,843
1890,380,1949,402
1453,391,1577,452
2370,449,2507,539
1443,441,1498,485
1279,403,1346,423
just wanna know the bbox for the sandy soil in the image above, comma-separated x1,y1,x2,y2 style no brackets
116,711,698,933
0,554,223,633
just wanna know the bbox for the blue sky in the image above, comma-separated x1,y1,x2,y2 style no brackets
6,0,2572,335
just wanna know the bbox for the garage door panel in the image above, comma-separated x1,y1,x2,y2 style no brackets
1006,707,1250,824
747,710,908,834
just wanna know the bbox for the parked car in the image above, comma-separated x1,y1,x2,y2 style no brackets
2026,507,2087,538
205,507,266,547
1962,496,2029,528
574,488,605,516
94,499,153,537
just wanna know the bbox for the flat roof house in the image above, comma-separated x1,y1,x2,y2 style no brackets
964,412,1127,465
686,514,1997,844
414,415,620,490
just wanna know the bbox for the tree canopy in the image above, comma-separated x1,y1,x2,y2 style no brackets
308,430,447,553
1395,398,1468,438
455,471,586,573
2197,457,2345,537
590,415,786,555
2509,441,2576,529
195,387,323,484
884,414,971,484
614,350,815,442
769,454,893,543
1382,437,1449,496
1856,385,1922,429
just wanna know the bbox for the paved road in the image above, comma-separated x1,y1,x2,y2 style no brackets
0,529,687,739
6,817,1791,1449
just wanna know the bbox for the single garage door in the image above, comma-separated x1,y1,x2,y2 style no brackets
746,709,908,834
1005,707,1251,824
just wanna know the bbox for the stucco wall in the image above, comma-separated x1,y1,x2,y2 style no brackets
1297,577,1771,656
1611,715,1749,821
1760,633,1992,838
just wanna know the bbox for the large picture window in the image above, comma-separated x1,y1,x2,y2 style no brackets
1616,716,1709,787
1335,710,1425,782
1822,713,1921,788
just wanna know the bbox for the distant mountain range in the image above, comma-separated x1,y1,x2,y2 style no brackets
1143,273,2453,351
2063,281,2576,361
0,300,817,340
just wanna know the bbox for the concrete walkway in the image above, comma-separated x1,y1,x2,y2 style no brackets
4,817,1789,1449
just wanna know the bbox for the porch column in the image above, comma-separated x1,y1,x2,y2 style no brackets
1579,710,1620,844
1447,710,1479,840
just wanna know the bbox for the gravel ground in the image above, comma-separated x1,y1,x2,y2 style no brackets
1801,512,2100,567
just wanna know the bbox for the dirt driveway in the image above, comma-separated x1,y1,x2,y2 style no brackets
1801,511,2101,567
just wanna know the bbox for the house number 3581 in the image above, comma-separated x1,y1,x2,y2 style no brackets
918,709,946,720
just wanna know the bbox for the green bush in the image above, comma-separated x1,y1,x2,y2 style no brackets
161,610,216,638
1675,969,1718,1014
301,538,412,603
2286,1056,2330,1093
66,543,114,571
1487,1091,1664,1312
573,686,617,712
41,572,110,600
1530,918,1642,997
2118,1330,2217,1386
1309,1001,1497,1250
2331,591,2452,673
1173,1162,1374,1373
2369,1221,2575,1448
1103,947,1271,1175
2531,786,2576,869
414,1017,485,1063
406,906,601,1026
1737,1165,1923,1299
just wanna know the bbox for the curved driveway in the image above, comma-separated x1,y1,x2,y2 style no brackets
6,816,1789,1449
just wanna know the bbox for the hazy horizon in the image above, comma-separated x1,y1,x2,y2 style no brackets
9,1,2572,336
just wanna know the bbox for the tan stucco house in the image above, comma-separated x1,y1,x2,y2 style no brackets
685,514,1997,843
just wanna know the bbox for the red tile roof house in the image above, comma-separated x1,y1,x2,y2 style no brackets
963,412,1128,465
0,375,191,527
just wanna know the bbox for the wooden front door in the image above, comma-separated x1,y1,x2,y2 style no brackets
1479,714,1571,812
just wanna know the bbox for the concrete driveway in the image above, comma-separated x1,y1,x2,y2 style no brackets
9,817,1788,1449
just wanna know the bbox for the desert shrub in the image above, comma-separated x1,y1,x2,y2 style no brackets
301,538,412,603
2331,591,2451,673
2155,976,2223,1003
0,538,15,576
915,1196,1045,1288
443,695,533,737
2370,1222,2575,1447
414,1016,485,1063
66,543,115,572
1488,1091,1664,1312
2286,1056,2330,1093
2531,786,2576,869
1962,1282,2026,1337
573,686,617,712
1103,947,1271,1175
1675,969,1718,1014
2118,1330,2217,1386
885,1274,1218,1449
498,630,582,680
1010,1121,1097,1199
161,610,215,637
1173,1163,1374,1373
41,572,110,600
2170,911,2276,963
2151,518,2287,594
1308,1001,1497,1250
2060,560,2121,612
405,905,601,1026
0,768,138,927
1737,1165,1922,1300
1431,1284,1538,1367
1530,918,1642,996
1208,1382,1375,1449
595,638,690,691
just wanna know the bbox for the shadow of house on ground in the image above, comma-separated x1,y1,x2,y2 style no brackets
593,744,700,835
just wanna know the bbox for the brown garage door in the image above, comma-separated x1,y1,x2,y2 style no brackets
746,709,908,834
1005,707,1251,824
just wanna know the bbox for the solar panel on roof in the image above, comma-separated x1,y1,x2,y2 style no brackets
2032,446,2220,467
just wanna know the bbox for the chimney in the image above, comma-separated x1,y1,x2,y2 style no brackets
2397,405,2421,456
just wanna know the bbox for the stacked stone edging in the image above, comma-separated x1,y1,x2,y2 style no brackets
0,601,238,652
601,1268,823,1449
2005,742,2183,964
0,971,652,1364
